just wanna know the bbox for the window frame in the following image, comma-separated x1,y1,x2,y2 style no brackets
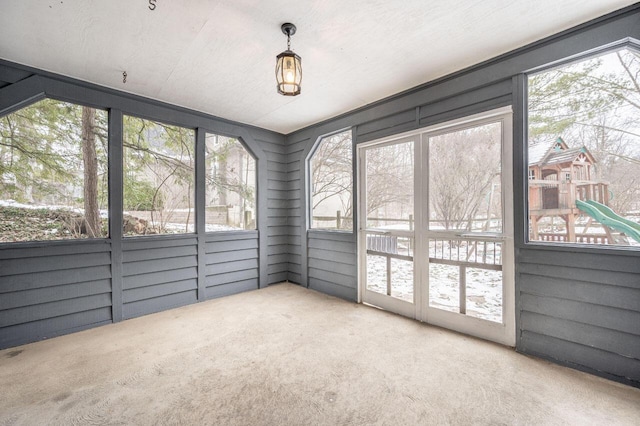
306,128,354,233
121,113,197,238
0,96,111,244
523,39,640,252
203,131,257,233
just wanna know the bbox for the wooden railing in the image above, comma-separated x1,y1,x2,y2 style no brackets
538,232,609,244
312,211,352,229
364,232,502,311
528,180,609,211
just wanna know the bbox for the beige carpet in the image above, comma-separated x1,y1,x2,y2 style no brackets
0,282,638,425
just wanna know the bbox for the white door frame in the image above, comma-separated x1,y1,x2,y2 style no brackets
357,135,419,319
357,106,515,346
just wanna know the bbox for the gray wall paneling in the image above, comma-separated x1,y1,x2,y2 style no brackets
0,242,113,348
284,5,640,387
259,136,289,285
0,58,285,348
286,136,309,286
286,125,358,297
121,236,199,319
204,231,259,298
307,231,357,300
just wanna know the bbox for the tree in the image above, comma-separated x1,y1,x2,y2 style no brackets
364,141,414,223
122,116,195,234
310,131,353,227
82,106,100,237
428,124,502,230
0,99,109,240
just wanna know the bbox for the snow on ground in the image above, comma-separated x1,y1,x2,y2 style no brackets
366,255,503,323
204,223,242,232
1,199,108,218
129,221,240,233
2,200,242,234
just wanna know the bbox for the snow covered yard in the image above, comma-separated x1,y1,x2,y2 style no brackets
366,254,503,323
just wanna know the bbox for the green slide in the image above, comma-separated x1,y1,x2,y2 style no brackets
575,199,640,243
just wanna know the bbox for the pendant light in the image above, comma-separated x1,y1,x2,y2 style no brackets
275,23,302,96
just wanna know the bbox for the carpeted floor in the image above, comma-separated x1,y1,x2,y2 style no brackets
1,282,638,425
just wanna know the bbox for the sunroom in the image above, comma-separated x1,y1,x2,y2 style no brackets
1,1,639,424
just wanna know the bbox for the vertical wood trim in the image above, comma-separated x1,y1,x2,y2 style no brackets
257,141,269,288
300,134,326,288
459,265,467,314
196,128,207,299
512,73,527,345
299,157,309,287
513,74,527,249
352,126,360,302
109,109,123,322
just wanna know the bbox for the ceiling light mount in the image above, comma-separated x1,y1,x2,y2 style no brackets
276,22,302,96
281,23,296,38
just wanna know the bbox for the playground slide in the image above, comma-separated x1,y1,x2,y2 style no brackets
575,199,640,243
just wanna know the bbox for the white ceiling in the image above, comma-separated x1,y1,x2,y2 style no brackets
0,0,636,134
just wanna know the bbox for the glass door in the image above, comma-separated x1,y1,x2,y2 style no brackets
421,112,514,345
358,107,514,346
359,137,417,318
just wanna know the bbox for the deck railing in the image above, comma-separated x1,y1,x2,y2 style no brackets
538,232,609,244
528,180,609,211
365,231,502,312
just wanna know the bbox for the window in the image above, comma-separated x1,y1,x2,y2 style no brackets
205,133,256,230
123,116,195,236
527,46,640,248
309,130,353,230
0,99,108,242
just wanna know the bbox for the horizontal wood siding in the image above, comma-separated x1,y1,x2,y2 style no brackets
263,136,289,284
356,109,416,143
0,242,112,349
308,232,357,301
286,137,309,284
0,56,286,348
122,237,198,320
204,231,259,298
418,79,512,127
517,249,640,386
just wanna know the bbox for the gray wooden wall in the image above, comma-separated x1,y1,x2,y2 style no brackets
0,242,113,349
0,61,286,349
0,3,638,389
285,5,640,387
122,237,198,320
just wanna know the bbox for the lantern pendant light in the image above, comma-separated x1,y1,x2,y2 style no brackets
276,23,302,96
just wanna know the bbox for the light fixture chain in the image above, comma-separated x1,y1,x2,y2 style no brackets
287,33,291,50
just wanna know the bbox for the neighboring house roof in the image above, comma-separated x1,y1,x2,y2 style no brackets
529,137,596,167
